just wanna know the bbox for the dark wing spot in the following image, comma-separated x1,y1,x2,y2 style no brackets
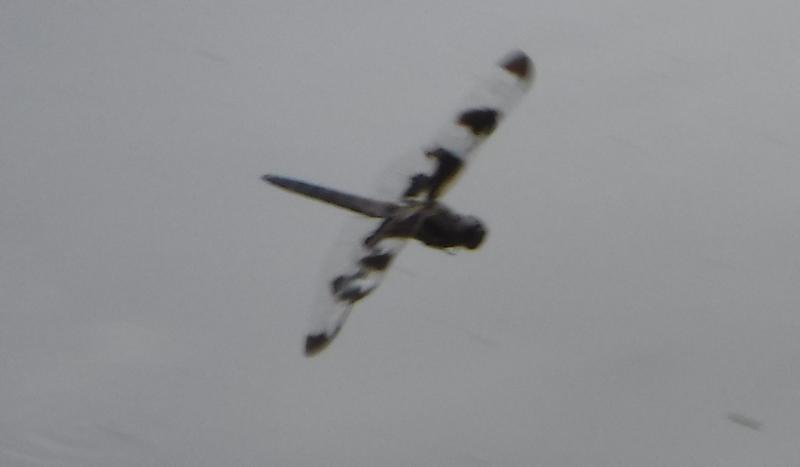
364,218,394,247
403,148,465,200
500,51,532,80
458,109,499,136
331,275,347,294
338,286,370,303
305,333,332,356
403,173,430,198
425,148,463,199
360,252,393,271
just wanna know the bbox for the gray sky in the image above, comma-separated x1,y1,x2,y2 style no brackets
3,1,800,465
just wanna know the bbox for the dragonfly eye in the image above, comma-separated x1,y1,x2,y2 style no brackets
460,216,487,249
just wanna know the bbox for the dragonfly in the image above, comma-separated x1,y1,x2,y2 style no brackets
264,50,534,356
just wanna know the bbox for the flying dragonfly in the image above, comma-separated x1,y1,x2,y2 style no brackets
264,50,534,356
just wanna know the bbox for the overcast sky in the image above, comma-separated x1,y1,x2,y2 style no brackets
3,1,800,466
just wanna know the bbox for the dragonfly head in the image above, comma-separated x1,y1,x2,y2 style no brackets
458,215,487,249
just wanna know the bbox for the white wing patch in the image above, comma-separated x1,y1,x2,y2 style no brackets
305,234,407,355
379,50,534,204
431,53,533,164
301,51,534,356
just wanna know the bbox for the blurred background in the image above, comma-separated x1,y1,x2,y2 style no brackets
2,1,800,465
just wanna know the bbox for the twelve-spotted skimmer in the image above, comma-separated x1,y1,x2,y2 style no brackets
264,51,533,356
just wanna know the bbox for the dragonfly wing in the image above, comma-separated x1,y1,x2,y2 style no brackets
301,51,533,356
378,50,534,203
305,230,409,356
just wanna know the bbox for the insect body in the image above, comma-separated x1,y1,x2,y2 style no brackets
264,51,534,355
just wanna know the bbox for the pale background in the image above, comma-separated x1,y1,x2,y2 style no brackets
3,1,800,465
